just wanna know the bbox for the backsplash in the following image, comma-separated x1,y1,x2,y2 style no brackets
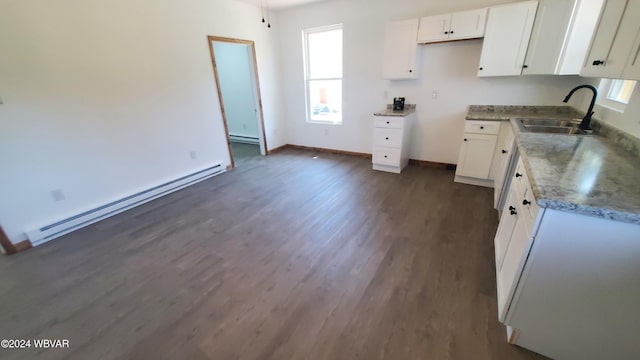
591,119,640,159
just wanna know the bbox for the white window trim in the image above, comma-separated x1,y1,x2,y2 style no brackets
302,24,343,125
596,78,635,113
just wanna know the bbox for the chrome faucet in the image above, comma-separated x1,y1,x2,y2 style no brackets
563,84,598,130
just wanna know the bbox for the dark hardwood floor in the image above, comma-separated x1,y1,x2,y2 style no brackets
0,149,547,360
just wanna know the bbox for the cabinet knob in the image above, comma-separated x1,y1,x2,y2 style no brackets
515,172,523,178
479,67,483,70
480,126,484,129
409,69,413,73
450,30,454,34
522,199,531,206
510,209,517,215
592,60,604,66
501,149,507,154
384,155,388,158
444,31,449,34
523,65,529,69
509,206,516,211
385,137,389,140
386,121,390,124
463,138,468,142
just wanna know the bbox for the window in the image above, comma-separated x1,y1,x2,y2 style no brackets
597,78,637,112
303,24,343,124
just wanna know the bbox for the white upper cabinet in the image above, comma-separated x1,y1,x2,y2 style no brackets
478,1,539,77
383,19,419,80
417,8,487,43
523,0,604,75
417,14,451,43
581,0,640,79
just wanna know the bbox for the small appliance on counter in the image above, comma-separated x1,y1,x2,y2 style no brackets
393,97,405,112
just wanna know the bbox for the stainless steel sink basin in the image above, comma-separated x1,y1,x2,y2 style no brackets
517,118,592,135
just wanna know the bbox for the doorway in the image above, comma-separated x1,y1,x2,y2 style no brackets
208,36,268,168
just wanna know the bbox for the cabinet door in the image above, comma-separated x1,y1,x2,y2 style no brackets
622,2,640,79
622,30,640,79
478,1,538,77
449,8,488,40
497,207,531,322
495,185,520,273
581,0,631,78
417,14,451,43
383,19,419,79
522,0,576,75
492,124,515,208
455,133,498,179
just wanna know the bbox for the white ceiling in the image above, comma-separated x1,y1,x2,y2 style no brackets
234,0,329,11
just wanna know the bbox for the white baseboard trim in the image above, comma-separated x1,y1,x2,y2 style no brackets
26,164,225,246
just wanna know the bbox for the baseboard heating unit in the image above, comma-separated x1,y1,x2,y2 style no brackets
230,134,260,145
26,164,225,246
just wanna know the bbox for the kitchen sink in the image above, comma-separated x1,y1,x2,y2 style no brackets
517,118,592,135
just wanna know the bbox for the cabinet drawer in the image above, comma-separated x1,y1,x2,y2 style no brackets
372,147,401,166
373,128,402,148
464,120,500,135
374,117,404,129
512,157,530,200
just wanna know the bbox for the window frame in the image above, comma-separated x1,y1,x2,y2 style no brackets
302,24,344,125
597,78,637,113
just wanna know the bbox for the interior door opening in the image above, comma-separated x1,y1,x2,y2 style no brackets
208,36,268,168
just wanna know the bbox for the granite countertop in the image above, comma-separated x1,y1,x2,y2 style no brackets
468,105,640,225
374,104,416,117
466,105,583,121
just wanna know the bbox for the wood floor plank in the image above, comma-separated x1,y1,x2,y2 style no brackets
0,148,547,360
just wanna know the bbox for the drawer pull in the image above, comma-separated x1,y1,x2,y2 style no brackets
522,199,531,206
515,172,523,178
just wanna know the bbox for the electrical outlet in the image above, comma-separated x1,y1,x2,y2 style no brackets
190,151,197,160
51,189,65,202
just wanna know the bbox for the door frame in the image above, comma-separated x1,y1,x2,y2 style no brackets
207,36,268,169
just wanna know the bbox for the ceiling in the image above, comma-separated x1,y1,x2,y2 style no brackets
234,0,329,11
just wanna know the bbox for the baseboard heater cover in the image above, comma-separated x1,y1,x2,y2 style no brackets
26,164,225,246
230,134,260,145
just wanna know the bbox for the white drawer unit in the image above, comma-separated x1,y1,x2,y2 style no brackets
372,112,414,174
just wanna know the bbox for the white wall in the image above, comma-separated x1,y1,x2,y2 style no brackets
0,0,285,243
595,86,640,138
213,42,261,139
277,0,591,163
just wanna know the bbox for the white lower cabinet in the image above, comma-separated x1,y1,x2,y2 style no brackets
454,120,500,187
372,113,414,173
494,158,540,322
494,157,640,359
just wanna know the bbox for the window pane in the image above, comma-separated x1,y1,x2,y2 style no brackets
309,79,342,123
607,79,636,104
308,29,342,79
